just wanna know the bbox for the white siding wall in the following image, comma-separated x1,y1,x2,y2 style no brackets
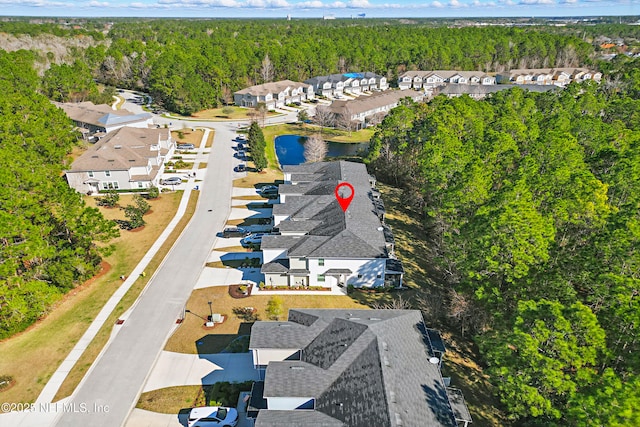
263,248,286,263
266,397,313,410
264,273,289,287
252,348,299,366
308,258,386,288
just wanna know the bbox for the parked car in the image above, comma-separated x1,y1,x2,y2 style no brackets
258,185,278,196
177,143,195,150
222,226,249,238
235,164,246,172
241,233,265,246
187,406,238,427
310,99,319,104
236,134,247,141
160,176,182,185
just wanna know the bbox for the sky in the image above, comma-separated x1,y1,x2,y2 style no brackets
0,0,637,18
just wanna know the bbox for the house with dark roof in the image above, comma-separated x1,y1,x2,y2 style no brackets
54,101,153,136
260,161,402,294
248,309,472,427
65,127,173,193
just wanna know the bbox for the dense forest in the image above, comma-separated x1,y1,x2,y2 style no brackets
1,18,639,423
0,50,119,339
367,56,640,426
1,19,596,115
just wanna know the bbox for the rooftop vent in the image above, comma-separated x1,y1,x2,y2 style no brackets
383,356,390,367
395,413,403,426
114,145,122,149
369,317,381,321
390,391,396,403
290,366,305,370
377,227,384,232
382,341,388,351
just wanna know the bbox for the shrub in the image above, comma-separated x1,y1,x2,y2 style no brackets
266,296,284,320
147,185,159,199
96,190,119,207
204,381,253,407
0,375,13,391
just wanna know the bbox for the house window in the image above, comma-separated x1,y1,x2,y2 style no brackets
102,181,119,190
137,182,144,189
105,170,111,177
317,275,325,283
377,274,382,278
88,171,94,178
318,259,325,266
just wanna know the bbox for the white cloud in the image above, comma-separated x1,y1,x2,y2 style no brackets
449,0,464,7
519,0,554,4
88,0,109,5
268,0,290,6
297,0,324,7
431,0,444,6
347,0,370,7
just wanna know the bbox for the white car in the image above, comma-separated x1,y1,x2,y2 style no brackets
187,406,238,427
241,233,265,246
160,177,182,186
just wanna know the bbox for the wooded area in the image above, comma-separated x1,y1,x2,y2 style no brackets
0,19,596,115
0,50,119,339
0,19,638,424
366,56,640,425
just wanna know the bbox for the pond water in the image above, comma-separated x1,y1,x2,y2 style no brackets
274,134,369,166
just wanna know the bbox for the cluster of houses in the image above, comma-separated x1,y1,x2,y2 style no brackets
234,80,316,110
249,161,472,426
58,101,175,194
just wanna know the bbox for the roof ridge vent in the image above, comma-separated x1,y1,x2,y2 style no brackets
395,413,403,426
383,355,390,367
390,390,396,403
290,366,305,370
382,341,388,351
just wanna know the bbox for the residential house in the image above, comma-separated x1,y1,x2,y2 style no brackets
398,71,496,91
234,80,315,109
54,101,153,137
438,84,559,100
65,127,173,194
261,161,403,294
327,90,424,126
496,68,602,86
305,72,388,98
248,308,472,427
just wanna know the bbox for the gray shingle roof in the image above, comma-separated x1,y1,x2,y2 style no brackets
275,161,388,259
251,309,461,427
255,409,345,427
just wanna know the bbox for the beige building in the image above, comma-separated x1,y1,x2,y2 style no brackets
327,90,424,126
65,127,174,194
234,80,315,109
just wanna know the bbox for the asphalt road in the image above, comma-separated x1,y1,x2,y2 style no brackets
54,119,240,427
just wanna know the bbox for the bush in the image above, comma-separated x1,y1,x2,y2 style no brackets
204,381,253,407
147,185,159,199
266,296,284,320
96,190,119,207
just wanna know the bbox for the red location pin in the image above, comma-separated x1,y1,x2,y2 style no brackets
335,182,355,212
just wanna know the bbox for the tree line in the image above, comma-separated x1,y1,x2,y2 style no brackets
366,56,640,426
16,19,597,115
0,50,119,339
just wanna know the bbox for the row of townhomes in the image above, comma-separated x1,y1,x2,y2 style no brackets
261,161,404,294
65,126,174,193
304,72,389,97
55,101,175,193
399,68,601,91
233,80,315,109
328,89,424,126
54,101,153,138
248,308,472,427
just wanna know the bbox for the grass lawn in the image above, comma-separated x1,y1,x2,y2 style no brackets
137,385,201,414
51,192,199,402
0,191,193,405
172,128,204,145
262,123,374,145
164,286,369,354
188,107,279,121
204,130,215,148
232,169,283,189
